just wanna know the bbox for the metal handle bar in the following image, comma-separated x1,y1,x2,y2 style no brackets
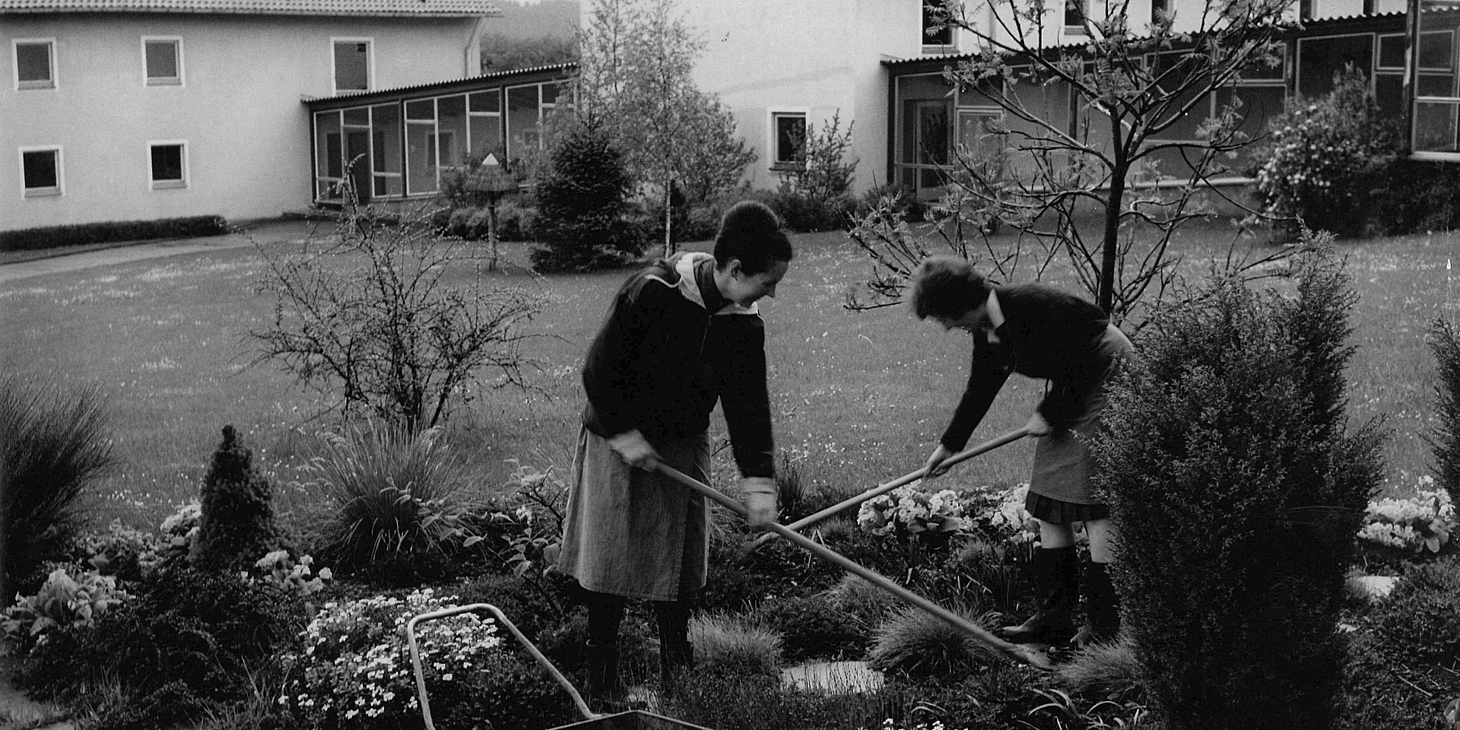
407,603,600,729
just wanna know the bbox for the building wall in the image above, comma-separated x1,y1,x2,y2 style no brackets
689,0,947,194
1,12,483,231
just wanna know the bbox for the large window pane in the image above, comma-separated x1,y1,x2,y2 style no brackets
506,85,540,159
470,114,502,157
1414,100,1459,152
437,95,468,170
773,113,807,165
371,103,401,174
150,143,185,186
16,42,53,88
315,111,342,181
469,90,500,113
406,122,437,194
1296,35,1374,99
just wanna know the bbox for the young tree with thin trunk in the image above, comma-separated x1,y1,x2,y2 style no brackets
851,0,1299,325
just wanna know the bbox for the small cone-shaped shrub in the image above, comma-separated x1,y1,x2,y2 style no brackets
530,120,636,273
189,425,281,572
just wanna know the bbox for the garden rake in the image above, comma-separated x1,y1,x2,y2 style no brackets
747,427,1030,552
652,462,1054,672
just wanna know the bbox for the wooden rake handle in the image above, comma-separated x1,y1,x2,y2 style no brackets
653,462,1053,672
750,428,1031,551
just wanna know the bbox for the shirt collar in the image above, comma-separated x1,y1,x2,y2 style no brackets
694,256,727,314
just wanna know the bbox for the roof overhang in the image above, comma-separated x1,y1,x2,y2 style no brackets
302,61,577,109
0,0,501,17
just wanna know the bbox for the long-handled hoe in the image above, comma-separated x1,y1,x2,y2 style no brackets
653,461,1054,672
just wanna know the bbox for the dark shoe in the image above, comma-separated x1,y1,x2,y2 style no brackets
1073,561,1121,647
583,640,624,708
1001,545,1079,644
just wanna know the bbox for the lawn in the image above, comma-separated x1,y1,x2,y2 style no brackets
0,219,1455,532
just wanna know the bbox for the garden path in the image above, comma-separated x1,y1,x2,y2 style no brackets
0,219,321,283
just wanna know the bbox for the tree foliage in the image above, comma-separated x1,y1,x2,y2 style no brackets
573,0,756,252
531,119,638,272
479,32,578,74
850,0,1300,326
251,201,543,434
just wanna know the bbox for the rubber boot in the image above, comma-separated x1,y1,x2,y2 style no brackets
1001,545,1078,644
583,639,625,708
655,600,695,688
1073,561,1121,647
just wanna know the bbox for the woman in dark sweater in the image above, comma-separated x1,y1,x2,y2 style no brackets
557,201,792,704
909,255,1134,647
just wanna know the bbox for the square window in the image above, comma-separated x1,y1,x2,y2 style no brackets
21,147,61,196
1064,0,1086,28
334,40,370,93
149,143,186,188
15,40,54,90
772,112,807,166
145,38,182,85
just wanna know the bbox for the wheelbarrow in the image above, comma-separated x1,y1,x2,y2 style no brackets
748,427,1029,551
407,603,715,729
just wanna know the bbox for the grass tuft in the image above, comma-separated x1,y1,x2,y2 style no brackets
690,612,784,676
866,604,1004,677
1055,634,1143,695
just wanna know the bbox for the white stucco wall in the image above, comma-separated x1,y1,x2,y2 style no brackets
1,12,483,231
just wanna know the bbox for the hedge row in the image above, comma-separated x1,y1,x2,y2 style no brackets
0,215,229,253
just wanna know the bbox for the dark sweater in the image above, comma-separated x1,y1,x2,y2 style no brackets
581,252,775,479
940,283,1114,451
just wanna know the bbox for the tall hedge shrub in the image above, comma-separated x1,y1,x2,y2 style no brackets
530,121,637,272
1431,317,1460,507
1249,67,1401,241
1092,244,1386,730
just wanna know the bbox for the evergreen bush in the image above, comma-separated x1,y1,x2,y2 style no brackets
1430,317,1460,508
190,425,283,573
530,121,638,272
0,375,116,601
1249,67,1402,241
1092,244,1386,730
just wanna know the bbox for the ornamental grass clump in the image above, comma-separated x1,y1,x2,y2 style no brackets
303,422,481,581
1092,243,1386,730
690,612,783,677
866,604,1003,678
0,374,116,602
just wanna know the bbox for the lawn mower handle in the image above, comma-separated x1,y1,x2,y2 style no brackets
652,462,1053,672
749,427,1030,551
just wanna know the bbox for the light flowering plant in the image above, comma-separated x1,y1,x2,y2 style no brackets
159,499,202,554
2,566,132,652
1357,476,1455,554
865,719,970,730
963,483,1041,545
858,486,966,538
249,550,332,597
278,588,504,729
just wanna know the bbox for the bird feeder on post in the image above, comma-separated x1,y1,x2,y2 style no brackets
465,153,519,271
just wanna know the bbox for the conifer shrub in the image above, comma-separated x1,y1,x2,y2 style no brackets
530,121,638,272
0,375,116,601
1430,317,1460,508
190,425,284,572
1091,244,1386,730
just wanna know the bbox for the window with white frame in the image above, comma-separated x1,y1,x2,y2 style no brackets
143,37,183,86
14,39,55,90
770,110,808,168
20,146,62,196
333,38,371,93
148,141,187,189
1064,0,1087,32
921,0,955,50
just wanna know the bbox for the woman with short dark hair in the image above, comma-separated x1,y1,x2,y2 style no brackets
557,200,793,705
908,255,1134,647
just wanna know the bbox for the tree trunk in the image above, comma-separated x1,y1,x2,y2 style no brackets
1100,120,1129,315
662,179,674,257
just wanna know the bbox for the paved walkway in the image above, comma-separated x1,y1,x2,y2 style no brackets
0,219,323,284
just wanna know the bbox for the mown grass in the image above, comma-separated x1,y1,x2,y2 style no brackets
0,219,1455,532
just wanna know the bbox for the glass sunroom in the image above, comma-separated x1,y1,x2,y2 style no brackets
303,63,575,206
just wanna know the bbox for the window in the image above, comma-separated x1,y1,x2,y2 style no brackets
20,146,62,196
333,39,371,93
14,39,55,90
143,37,182,86
1151,0,1170,24
921,0,954,49
148,141,187,189
771,111,807,168
1064,0,1086,30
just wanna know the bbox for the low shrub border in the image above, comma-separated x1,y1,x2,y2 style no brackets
0,215,228,253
